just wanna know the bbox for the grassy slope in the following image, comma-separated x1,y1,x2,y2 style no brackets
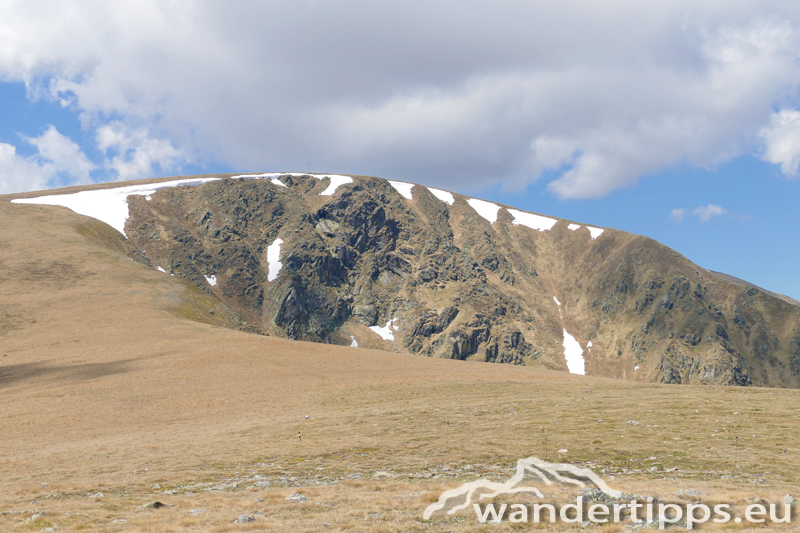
1,192,799,532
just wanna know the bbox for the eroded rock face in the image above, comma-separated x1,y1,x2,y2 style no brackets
124,174,800,387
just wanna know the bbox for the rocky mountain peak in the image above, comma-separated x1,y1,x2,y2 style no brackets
13,172,800,387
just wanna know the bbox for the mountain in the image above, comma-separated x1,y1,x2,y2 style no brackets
8,173,800,387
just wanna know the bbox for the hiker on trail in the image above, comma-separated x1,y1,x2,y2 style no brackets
298,431,301,441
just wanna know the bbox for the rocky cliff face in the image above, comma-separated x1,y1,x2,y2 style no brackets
120,173,800,387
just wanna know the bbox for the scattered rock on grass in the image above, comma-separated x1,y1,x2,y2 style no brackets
235,514,255,523
286,493,308,502
676,490,704,501
145,501,166,509
579,488,641,505
784,494,798,505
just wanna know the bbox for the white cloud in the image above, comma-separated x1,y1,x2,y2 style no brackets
25,125,95,184
2,2,800,195
670,208,687,223
673,204,740,223
759,109,800,178
96,122,186,181
0,125,94,193
0,142,52,194
693,204,727,221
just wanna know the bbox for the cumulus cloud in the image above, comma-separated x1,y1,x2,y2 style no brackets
0,142,52,194
672,204,736,222
670,208,687,223
0,125,94,194
759,109,800,178
693,204,727,221
96,122,186,181
2,1,800,195
25,125,95,184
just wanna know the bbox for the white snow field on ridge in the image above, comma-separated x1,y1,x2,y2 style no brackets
388,180,415,199
426,187,455,205
466,198,502,223
230,173,288,187
11,177,220,237
11,172,354,238
12,174,604,246
587,226,605,239
392,183,598,238
231,172,353,196
507,208,557,231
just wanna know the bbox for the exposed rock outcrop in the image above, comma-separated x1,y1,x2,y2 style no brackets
119,173,800,387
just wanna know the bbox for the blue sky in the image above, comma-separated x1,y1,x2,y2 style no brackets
487,157,799,301
0,1,798,300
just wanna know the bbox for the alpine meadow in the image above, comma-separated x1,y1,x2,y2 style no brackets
2,173,799,531
4,2,800,531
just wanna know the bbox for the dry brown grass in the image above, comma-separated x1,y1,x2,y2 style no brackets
1,195,799,531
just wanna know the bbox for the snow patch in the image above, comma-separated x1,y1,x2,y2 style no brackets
231,172,352,195
317,175,353,195
388,180,414,199
230,173,290,188
426,187,454,205
350,336,359,348
587,226,604,239
467,199,501,223
634,366,640,370
562,329,585,375
507,209,558,231
11,177,219,237
568,223,580,231
267,238,283,282
205,275,217,286
156,266,166,273
553,296,561,306
587,341,592,351
370,318,398,341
